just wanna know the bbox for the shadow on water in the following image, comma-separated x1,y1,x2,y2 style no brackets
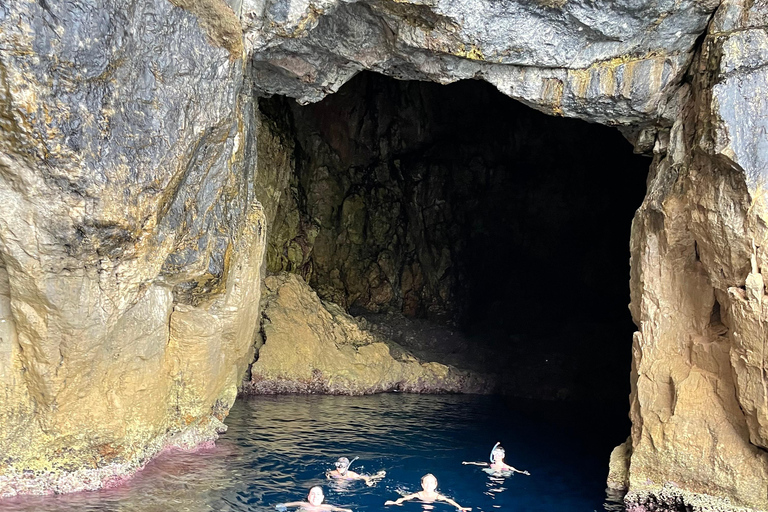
2,394,629,512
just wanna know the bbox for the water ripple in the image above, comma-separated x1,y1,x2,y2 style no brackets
1,394,622,512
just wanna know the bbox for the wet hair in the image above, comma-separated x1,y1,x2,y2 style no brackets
335,457,350,469
421,473,437,485
490,442,505,462
308,486,324,497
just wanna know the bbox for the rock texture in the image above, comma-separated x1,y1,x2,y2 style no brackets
241,0,719,126
613,1,768,510
262,72,648,326
3,0,768,508
0,0,264,497
245,273,489,394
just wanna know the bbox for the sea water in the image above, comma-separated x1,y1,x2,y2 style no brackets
2,394,627,511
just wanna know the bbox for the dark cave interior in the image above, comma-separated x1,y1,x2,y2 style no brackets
262,71,650,413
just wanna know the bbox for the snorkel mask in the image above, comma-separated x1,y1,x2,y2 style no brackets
334,456,358,473
490,442,505,463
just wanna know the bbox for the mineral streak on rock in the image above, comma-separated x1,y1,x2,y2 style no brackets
243,273,491,395
0,0,264,497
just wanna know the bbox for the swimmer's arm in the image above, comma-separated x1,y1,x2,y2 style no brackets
504,463,530,475
437,494,471,511
351,471,375,485
362,470,385,486
385,493,419,505
461,461,488,466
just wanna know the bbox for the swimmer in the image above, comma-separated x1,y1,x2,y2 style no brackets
462,442,530,475
327,457,386,486
275,486,352,512
384,473,470,511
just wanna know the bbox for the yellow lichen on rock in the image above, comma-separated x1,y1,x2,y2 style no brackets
542,78,564,115
456,43,485,61
567,53,662,101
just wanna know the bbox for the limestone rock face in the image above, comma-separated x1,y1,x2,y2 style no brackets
244,273,490,394
618,0,768,509
239,0,719,125
0,0,265,496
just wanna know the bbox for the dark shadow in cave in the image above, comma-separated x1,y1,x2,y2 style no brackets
261,71,649,420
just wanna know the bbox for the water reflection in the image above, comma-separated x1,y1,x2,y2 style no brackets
483,473,508,499
2,444,234,512
604,487,626,511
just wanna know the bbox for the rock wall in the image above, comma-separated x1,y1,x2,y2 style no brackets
242,0,718,128
610,1,768,510
0,0,265,496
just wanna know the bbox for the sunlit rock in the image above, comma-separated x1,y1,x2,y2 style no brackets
244,273,490,394
618,0,768,509
0,0,263,496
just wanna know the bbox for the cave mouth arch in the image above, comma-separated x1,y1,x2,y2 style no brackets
261,70,649,411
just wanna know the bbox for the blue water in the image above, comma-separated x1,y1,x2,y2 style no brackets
2,394,626,511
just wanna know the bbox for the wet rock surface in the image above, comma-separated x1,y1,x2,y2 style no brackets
243,273,491,394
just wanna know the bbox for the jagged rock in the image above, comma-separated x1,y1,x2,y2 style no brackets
243,272,490,394
239,0,719,125
607,437,632,491
617,0,768,509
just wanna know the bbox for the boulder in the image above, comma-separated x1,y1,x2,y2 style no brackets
244,273,490,395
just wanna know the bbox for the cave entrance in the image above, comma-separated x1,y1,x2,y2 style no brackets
261,71,649,413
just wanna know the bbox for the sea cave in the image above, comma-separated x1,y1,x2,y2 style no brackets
2,0,768,511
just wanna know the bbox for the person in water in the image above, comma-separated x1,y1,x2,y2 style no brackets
384,473,471,511
462,442,530,475
275,486,352,512
326,457,386,486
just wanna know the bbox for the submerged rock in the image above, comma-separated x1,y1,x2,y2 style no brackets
243,273,491,395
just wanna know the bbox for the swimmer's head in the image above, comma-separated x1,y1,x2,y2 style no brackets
490,444,505,463
420,473,438,492
307,486,324,506
335,457,350,474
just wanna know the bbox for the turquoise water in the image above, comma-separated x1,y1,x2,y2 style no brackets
3,395,626,511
